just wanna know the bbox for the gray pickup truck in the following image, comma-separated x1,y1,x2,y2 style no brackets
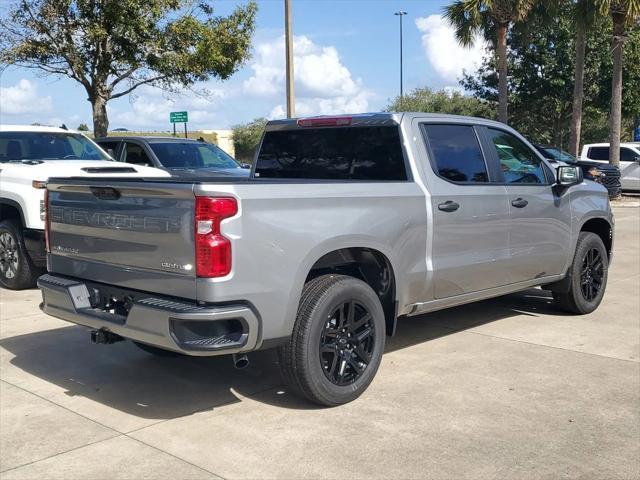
38,113,614,406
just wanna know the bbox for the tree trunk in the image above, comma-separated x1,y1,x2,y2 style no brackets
609,12,625,168
91,95,109,138
497,22,509,124
569,24,586,158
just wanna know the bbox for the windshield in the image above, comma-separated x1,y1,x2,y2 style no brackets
148,142,239,169
540,147,576,163
0,132,109,162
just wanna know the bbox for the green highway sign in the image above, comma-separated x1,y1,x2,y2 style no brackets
170,111,188,123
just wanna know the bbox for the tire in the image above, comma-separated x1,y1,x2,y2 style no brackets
0,219,42,290
553,232,608,314
278,274,386,407
133,341,182,357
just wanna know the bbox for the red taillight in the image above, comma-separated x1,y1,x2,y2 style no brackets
297,116,352,127
195,197,237,277
44,189,50,253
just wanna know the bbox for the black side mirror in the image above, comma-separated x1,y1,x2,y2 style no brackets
556,165,583,186
241,163,251,169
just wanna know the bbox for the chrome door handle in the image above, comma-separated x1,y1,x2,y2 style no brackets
511,198,528,208
438,200,460,212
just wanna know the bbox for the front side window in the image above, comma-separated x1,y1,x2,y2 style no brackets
422,124,488,183
0,132,109,162
620,148,638,161
486,129,546,184
123,143,152,166
255,126,407,180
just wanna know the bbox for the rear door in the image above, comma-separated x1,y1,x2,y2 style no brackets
419,122,511,299
47,180,197,298
482,127,571,283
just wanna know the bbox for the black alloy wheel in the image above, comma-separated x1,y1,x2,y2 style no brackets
319,300,375,386
580,247,604,302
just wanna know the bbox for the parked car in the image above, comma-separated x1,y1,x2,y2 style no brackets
580,142,640,191
38,113,613,406
95,136,250,178
533,144,621,198
0,125,169,289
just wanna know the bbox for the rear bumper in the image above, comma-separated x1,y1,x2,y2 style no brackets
37,273,260,356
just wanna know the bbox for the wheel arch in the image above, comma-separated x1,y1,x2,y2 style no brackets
580,217,613,260
0,199,25,227
305,247,398,336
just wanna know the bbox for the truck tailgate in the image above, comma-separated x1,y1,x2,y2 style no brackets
47,180,197,299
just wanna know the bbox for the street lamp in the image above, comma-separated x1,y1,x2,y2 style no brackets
285,0,295,118
394,11,407,99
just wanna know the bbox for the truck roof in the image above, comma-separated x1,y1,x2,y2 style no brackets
0,124,79,134
94,136,204,143
265,112,510,130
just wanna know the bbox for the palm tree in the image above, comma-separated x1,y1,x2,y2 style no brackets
596,0,640,167
568,0,600,157
444,0,536,124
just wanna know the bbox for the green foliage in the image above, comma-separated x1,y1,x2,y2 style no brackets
386,88,496,119
0,0,257,135
460,5,640,145
232,117,267,163
77,123,89,131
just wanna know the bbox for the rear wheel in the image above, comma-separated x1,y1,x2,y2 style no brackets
0,219,41,290
553,232,608,314
278,274,386,406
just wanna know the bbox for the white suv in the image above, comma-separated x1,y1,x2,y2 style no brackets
0,125,169,289
581,142,640,191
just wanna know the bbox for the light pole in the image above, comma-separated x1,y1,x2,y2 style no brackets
285,0,295,118
394,11,407,99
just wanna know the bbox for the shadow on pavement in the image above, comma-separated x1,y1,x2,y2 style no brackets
0,288,563,415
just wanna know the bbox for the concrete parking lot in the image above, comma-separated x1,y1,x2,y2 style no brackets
1,206,638,480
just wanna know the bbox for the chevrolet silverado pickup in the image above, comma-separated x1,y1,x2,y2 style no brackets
38,113,614,406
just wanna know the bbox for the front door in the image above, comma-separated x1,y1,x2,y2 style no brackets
420,123,511,299
483,127,572,283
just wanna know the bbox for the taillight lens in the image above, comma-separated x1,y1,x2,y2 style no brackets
44,189,50,253
195,197,237,277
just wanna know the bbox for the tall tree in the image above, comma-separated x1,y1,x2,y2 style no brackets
461,8,640,146
569,0,601,157
595,0,640,167
444,0,536,123
0,0,257,137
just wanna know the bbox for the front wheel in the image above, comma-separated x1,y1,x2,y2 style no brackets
0,219,42,290
278,274,386,406
553,232,608,314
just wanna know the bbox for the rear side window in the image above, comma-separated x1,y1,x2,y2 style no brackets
589,147,610,160
254,126,407,180
422,124,488,183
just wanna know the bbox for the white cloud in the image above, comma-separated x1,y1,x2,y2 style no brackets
109,86,226,129
415,15,487,84
244,35,371,118
0,79,53,115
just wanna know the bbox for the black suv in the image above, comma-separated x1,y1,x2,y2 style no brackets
95,136,250,178
534,144,621,198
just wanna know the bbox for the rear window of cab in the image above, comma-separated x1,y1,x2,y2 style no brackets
254,126,408,181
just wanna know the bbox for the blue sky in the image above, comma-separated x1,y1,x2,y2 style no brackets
0,0,487,130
